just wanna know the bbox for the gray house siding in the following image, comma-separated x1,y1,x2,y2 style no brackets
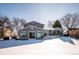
21,26,44,31
24,21,44,29
19,21,45,39
19,30,45,39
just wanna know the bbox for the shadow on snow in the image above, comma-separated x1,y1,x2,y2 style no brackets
0,39,44,49
0,36,75,49
59,36,75,45
46,36,75,45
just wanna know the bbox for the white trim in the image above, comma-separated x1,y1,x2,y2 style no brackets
29,31,36,32
24,25,43,30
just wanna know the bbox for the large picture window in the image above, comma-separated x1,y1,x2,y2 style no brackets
21,31,27,37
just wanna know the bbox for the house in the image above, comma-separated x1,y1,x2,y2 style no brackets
68,28,79,37
44,28,63,36
19,21,45,39
52,28,63,35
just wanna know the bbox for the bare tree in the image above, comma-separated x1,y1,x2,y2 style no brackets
12,17,26,31
0,15,12,37
0,15,11,28
60,13,79,33
48,20,54,28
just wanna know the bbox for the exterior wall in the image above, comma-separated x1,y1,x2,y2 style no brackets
19,25,45,39
19,21,46,39
36,31,45,39
44,30,49,35
22,26,44,31
19,27,63,39
49,30,54,35
68,29,79,36
48,30,63,35
19,30,45,39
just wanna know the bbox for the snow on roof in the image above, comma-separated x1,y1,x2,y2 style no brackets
44,27,63,30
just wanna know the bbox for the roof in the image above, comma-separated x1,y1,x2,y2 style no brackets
44,27,63,31
24,21,44,28
69,28,79,30
20,25,44,31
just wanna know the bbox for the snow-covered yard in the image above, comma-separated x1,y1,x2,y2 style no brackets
0,36,79,55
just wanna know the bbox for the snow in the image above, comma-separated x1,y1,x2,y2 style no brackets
0,36,79,55
0,39,43,48
0,38,3,40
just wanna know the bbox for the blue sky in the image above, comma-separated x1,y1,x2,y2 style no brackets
0,3,79,27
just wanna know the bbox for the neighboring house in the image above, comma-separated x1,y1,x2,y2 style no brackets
52,28,63,35
67,28,79,37
44,28,63,36
19,21,45,39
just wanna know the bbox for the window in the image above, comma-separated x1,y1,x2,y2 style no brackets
37,31,44,39
49,30,54,35
21,31,27,37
